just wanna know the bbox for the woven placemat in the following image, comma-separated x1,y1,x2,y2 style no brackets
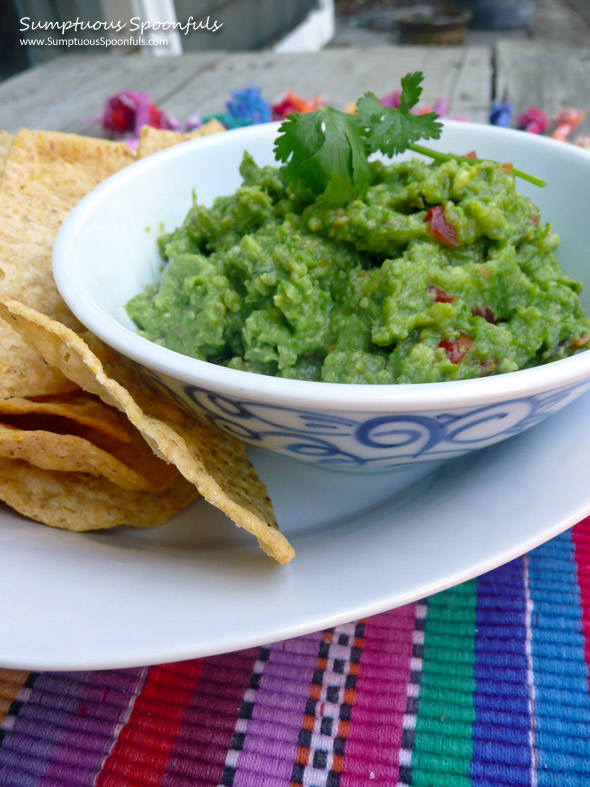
1,517,590,786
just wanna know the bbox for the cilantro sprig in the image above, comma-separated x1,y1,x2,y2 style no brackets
274,72,545,207
356,72,443,157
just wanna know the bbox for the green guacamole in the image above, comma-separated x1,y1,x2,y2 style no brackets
126,153,590,384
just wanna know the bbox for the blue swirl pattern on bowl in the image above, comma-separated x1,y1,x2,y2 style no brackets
140,366,589,470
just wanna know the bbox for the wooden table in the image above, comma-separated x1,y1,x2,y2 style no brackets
0,42,589,136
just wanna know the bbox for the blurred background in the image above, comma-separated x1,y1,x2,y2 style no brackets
2,0,590,81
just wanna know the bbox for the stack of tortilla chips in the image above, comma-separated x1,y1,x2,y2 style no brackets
0,124,294,564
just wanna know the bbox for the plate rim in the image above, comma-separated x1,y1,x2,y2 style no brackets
1,393,589,671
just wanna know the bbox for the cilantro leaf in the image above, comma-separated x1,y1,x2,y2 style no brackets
274,107,370,207
398,71,423,111
357,88,443,158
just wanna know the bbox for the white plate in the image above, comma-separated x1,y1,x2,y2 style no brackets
1,392,590,671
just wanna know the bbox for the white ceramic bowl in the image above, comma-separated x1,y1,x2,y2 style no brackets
54,122,590,471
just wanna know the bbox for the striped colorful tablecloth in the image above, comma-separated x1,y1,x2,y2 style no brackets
1,517,590,786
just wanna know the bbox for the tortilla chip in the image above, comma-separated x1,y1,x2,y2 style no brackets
0,130,133,398
0,392,133,442
0,404,180,492
0,421,177,492
0,129,289,560
0,328,79,399
0,132,13,179
136,120,225,159
0,297,295,564
0,458,198,532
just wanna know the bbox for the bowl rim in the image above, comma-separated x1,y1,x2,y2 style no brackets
53,120,590,413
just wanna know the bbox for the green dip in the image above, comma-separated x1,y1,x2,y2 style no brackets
126,153,590,384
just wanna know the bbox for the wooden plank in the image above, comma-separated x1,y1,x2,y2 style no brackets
495,41,590,135
450,47,491,123
0,53,224,134
532,0,590,43
156,46,491,121
561,0,590,26
0,47,492,134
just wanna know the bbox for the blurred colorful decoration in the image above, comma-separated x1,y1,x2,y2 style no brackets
432,97,449,119
200,113,249,130
96,84,589,154
551,108,585,142
198,86,272,130
226,86,271,125
518,107,549,134
490,101,513,127
574,135,590,151
271,90,324,120
100,90,179,137
380,89,401,109
184,114,203,132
